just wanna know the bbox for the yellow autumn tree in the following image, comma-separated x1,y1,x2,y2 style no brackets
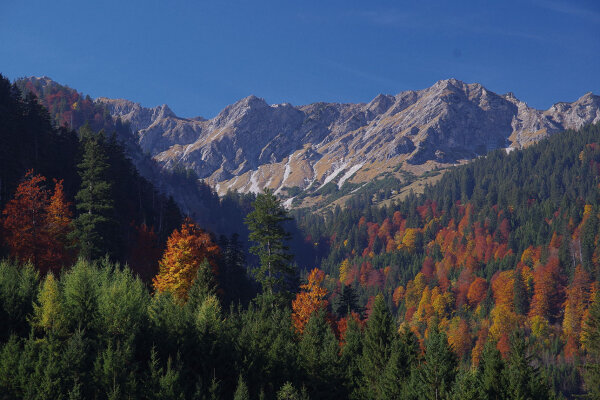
339,259,350,284
153,218,220,301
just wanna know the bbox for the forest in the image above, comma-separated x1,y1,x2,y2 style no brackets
0,72,599,399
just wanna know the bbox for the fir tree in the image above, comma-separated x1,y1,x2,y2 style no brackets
297,310,340,399
245,188,294,302
418,323,457,400
233,375,250,400
504,330,550,400
72,127,115,260
360,294,394,398
477,338,506,400
583,291,600,399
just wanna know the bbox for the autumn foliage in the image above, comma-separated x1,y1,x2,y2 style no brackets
292,268,330,334
2,171,73,273
153,218,220,300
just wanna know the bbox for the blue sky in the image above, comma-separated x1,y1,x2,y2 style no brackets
1,0,599,118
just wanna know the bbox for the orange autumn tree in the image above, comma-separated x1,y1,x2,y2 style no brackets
153,218,220,301
46,179,75,268
2,170,52,271
292,268,329,334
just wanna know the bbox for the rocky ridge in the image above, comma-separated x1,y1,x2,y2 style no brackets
96,79,600,203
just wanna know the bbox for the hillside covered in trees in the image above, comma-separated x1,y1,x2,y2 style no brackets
295,122,600,397
1,70,600,399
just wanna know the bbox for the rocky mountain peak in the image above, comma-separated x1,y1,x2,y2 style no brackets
44,75,597,206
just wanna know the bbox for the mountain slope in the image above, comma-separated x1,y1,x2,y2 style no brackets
18,77,600,211
97,79,599,201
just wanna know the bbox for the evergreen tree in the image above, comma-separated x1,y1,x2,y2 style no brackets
513,268,529,316
380,327,419,399
245,188,294,302
340,315,363,399
504,330,550,400
450,370,480,400
233,375,250,400
360,294,394,398
418,323,457,400
72,127,115,260
297,310,340,399
477,338,506,400
333,284,362,318
583,292,600,399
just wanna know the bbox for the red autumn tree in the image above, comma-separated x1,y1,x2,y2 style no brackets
2,170,52,270
528,255,564,322
153,218,220,301
336,311,363,347
467,277,488,308
292,268,330,334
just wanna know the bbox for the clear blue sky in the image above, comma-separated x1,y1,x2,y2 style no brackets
1,0,599,118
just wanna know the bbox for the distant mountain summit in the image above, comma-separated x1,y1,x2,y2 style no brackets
18,76,600,208
96,79,600,197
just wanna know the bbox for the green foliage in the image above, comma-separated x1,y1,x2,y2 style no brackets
360,294,395,398
417,324,457,400
0,261,39,340
233,374,250,400
245,188,294,301
277,381,309,400
72,127,116,260
504,330,551,400
478,338,506,400
380,327,419,398
583,291,600,399
297,310,341,399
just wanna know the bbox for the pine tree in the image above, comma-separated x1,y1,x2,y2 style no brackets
477,338,506,400
418,323,457,400
504,330,550,400
245,188,294,302
450,370,480,400
360,294,394,398
380,327,419,399
72,128,115,260
340,315,363,399
297,310,340,399
31,272,64,334
233,375,250,400
583,291,600,399
513,267,529,315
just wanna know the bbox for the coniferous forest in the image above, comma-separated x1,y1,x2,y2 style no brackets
1,70,600,400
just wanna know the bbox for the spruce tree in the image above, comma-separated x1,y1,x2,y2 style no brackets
233,375,250,400
340,315,363,399
245,188,294,302
477,338,506,400
583,292,600,399
380,327,419,399
360,294,394,398
72,127,115,260
504,330,550,400
418,323,457,400
297,310,340,399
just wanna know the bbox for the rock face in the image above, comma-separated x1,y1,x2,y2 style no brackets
96,79,600,197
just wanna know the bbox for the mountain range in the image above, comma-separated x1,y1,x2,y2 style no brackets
22,77,600,209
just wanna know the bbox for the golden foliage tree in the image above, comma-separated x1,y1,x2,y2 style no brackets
153,218,220,301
